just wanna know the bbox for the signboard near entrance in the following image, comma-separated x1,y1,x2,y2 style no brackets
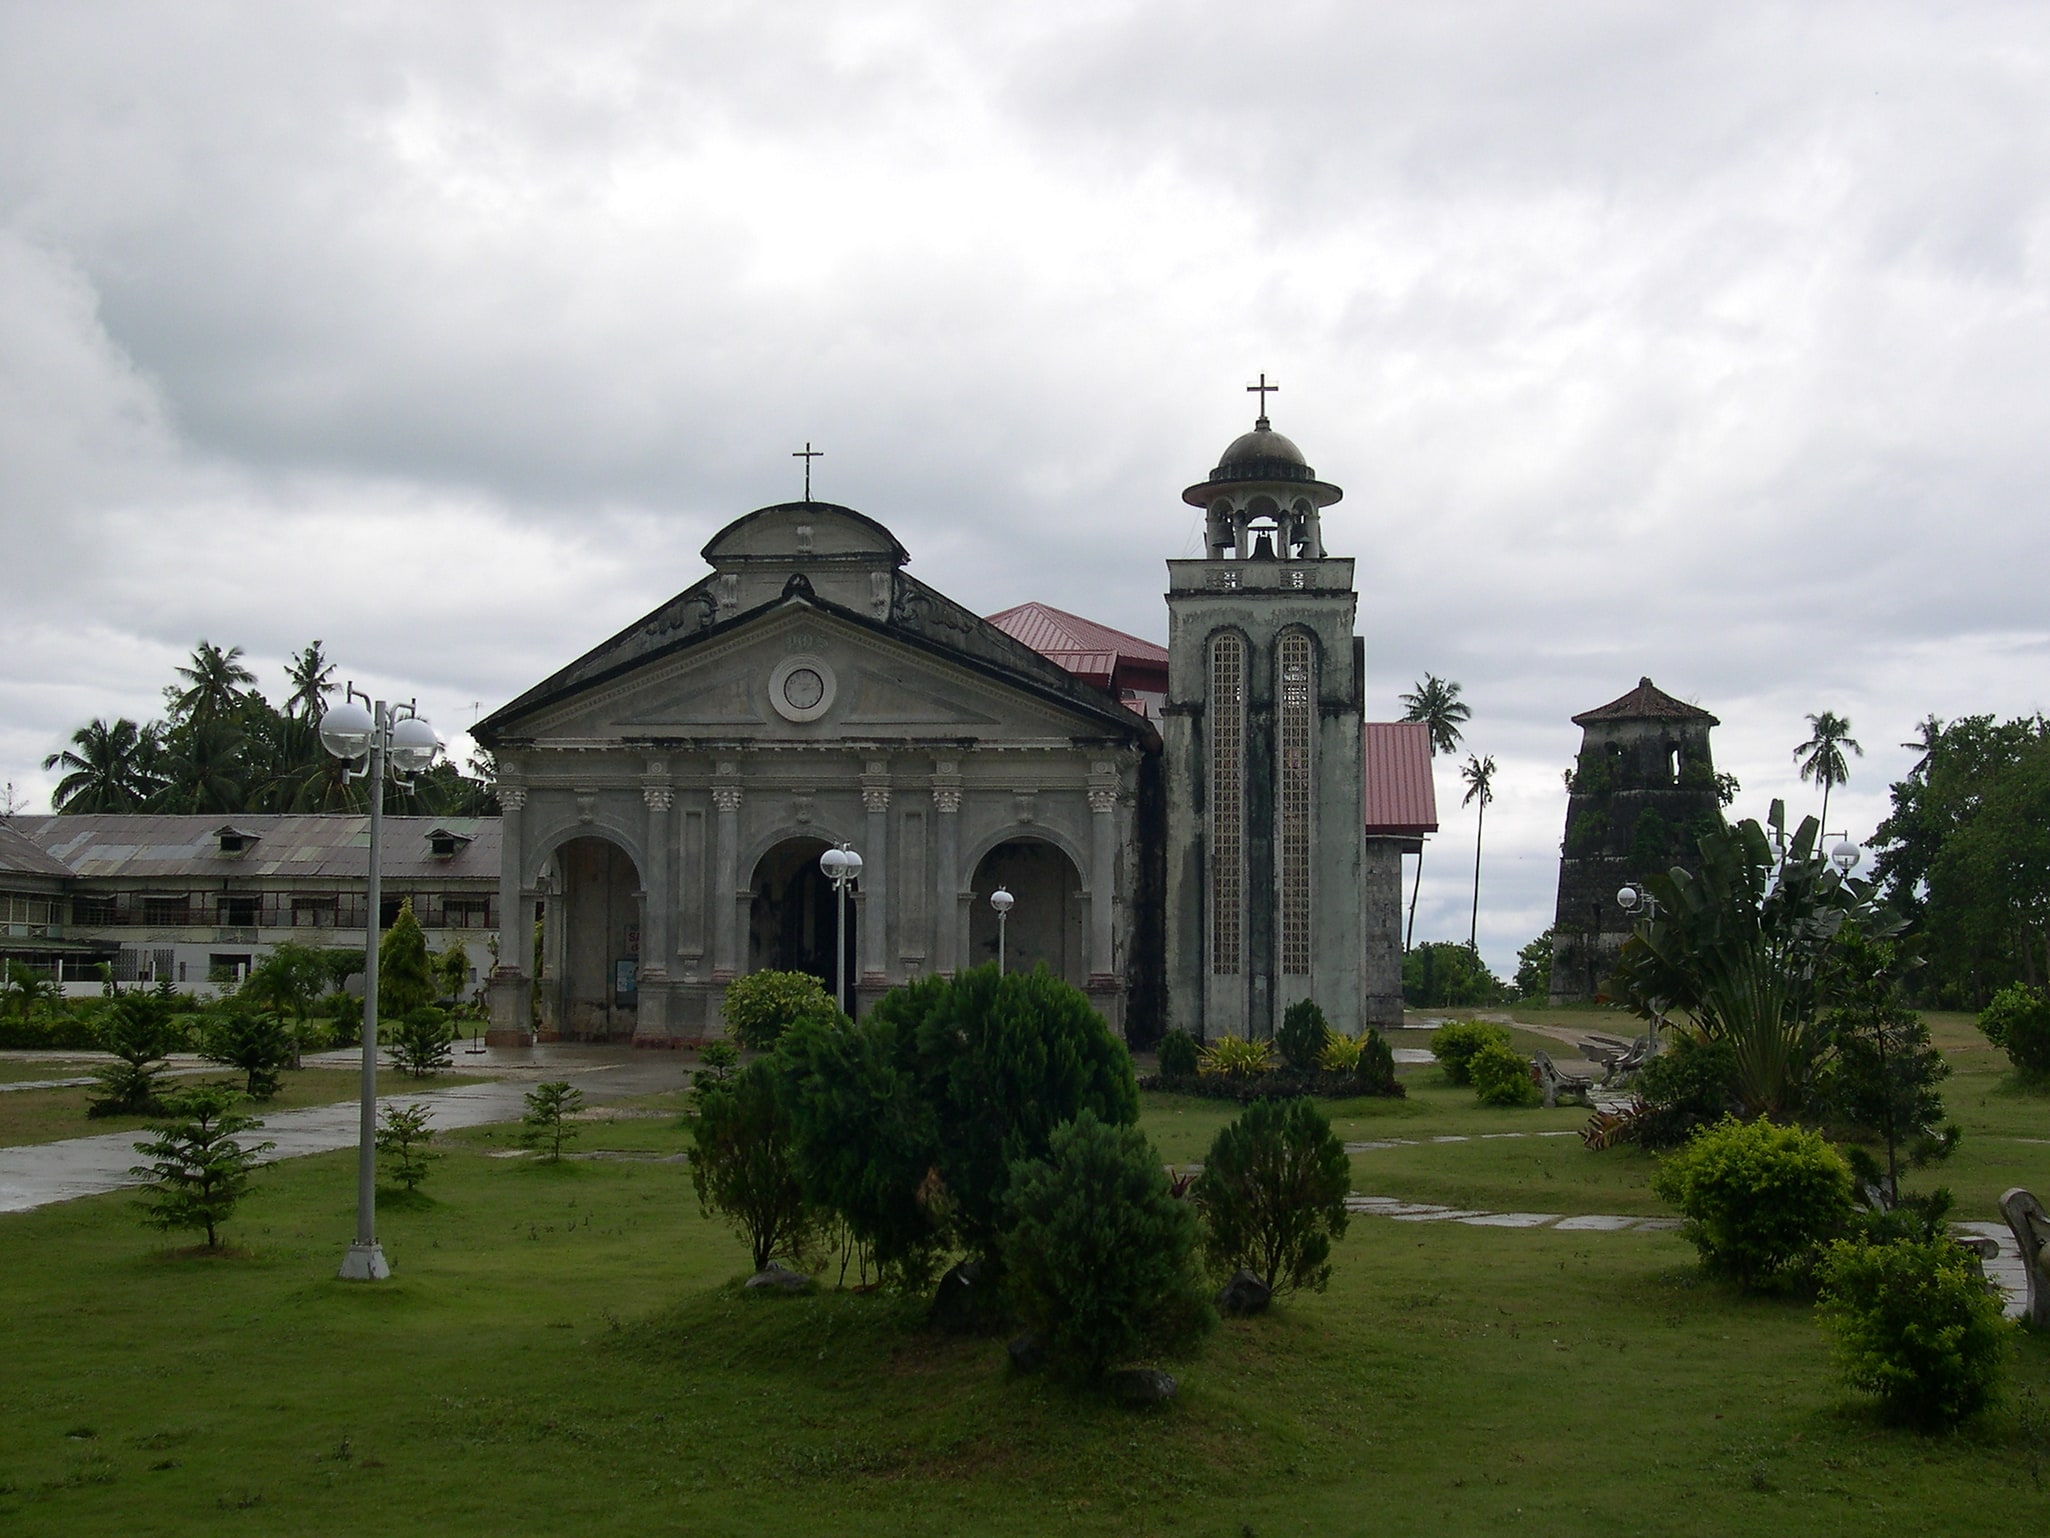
613,959,637,1000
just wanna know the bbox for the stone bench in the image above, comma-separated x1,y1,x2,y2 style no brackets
1531,1050,1593,1109
2001,1187,2050,1327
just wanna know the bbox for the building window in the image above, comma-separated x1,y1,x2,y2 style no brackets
442,897,491,929
72,895,117,926
141,895,188,927
217,895,259,927
292,897,337,928
1277,632,1315,975
1209,632,1245,975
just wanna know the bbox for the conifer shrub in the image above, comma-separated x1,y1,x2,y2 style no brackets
1002,1110,1213,1381
1468,1041,1540,1107
1651,1116,1854,1289
200,998,296,1098
1429,1019,1511,1086
721,969,838,1051
1194,1097,1351,1294
390,1005,456,1078
1352,1027,1401,1097
129,1084,274,1248
691,1061,815,1274
1816,1237,2009,1428
520,1081,584,1162
1276,999,1331,1073
1155,1027,1200,1080
377,898,436,1020
375,1102,439,1192
1978,984,2050,1081
89,990,185,1117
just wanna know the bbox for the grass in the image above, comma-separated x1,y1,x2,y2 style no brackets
3,1030,2049,1535
0,1067,486,1149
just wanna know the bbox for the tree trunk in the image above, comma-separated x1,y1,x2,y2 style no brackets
1469,800,1486,951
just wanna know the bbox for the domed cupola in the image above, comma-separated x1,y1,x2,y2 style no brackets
1182,382,1342,561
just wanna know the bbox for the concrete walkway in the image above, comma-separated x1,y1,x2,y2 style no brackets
0,1044,693,1215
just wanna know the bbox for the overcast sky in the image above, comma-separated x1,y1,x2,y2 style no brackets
3,1,2046,974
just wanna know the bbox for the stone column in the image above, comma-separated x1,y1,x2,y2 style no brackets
485,783,533,1044
711,771,742,981
1087,776,1119,979
637,768,674,1041
860,762,890,988
931,766,962,975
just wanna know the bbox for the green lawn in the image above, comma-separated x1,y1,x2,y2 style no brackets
3,1037,2049,1536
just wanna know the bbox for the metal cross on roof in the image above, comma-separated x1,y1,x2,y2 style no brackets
1246,372,1279,425
793,442,823,501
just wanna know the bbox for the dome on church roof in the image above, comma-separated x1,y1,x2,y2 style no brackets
1218,423,1309,473
1182,417,1343,508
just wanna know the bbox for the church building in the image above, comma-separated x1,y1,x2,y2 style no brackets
473,407,1434,1046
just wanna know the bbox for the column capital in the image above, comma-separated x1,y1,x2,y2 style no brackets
644,785,675,812
863,785,891,813
931,785,961,814
498,784,528,812
711,785,743,814
1087,787,1118,815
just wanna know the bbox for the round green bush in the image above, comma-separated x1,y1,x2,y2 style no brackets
1002,1110,1213,1381
1651,1116,1854,1288
1155,1027,1200,1080
1978,983,2050,1080
1276,998,1331,1073
1817,1237,2009,1427
1468,1041,1540,1107
1194,1097,1351,1293
1429,1019,1512,1085
722,969,838,1050
1629,1032,1738,1149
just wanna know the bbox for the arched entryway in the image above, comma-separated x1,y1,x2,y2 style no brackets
968,838,1085,985
748,837,858,1011
553,835,641,1042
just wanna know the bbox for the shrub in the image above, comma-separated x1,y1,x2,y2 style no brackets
691,1061,815,1274
722,969,838,1050
1003,1110,1213,1381
1978,984,2050,1080
1317,1030,1363,1073
1651,1116,1854,1289
1198,1034,1274,1078
1194,1097,1351,1294
200,999,295,1098
377,898,436,1020
390,1006,456,1078
1276,999,1330,1073
520,1081,584,1162
691,1039,739,1107
89,991,184,1117
1430,1019,1512,1086
1155,1028,1200,1080
1468,1041,1540,1107
375,1103,439,1192
1353,1028,1400,1096
1816,1237,2009,1427
129,1084,274,1249
1628,1032,1739,1150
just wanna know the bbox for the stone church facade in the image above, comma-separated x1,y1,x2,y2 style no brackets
476,413,1432,1047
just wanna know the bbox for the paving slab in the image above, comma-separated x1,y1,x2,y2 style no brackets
1552,1213,1644,1232
1458,1212,1560,1228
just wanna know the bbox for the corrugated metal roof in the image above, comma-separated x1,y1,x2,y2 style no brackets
986,603,1168,672
0,822,76,879
13,814,500,882
1363,722,1439,835
1572,676,1719,726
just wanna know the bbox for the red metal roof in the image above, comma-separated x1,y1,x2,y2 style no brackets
1363,721,1439,835
985,602,1169,693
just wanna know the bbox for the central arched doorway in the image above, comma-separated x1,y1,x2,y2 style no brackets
748,837,858,1011
968,838,1085,984
552,834,641,1042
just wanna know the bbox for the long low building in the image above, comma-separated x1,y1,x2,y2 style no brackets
0,814,500,996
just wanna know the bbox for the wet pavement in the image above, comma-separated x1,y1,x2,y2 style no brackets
0,1044,693,1215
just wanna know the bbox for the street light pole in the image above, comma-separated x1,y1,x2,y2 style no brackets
819,843,863,1013
990,886,1014,973
319,686,438,1282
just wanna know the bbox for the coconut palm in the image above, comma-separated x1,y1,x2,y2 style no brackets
42,717,162,811
283,640,336,721
168,640,257,726
1793,711,1863,838
1900,715,1944,778
1460,753,1497,951
1398,674,1471,949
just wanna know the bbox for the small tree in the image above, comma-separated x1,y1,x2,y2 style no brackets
1194,1097,1352,1294
390,1006,456,1078
1817,1236,2009,1428
1429,1019,1511,1086
690,1061,814,1273
434,943,472,1006
241,941,332,1023
89,989,184,1117
520,1080,583,1162
691,1039,739,1108
130,1085,274,1248
1275,998,1330,1073
377,897,436,1021
721,969,838,1050
375,1102,439,1192
199,998,296,1098
1003,1110,1213,1381
1513,930,1554,1001
1652,1116,1854,1289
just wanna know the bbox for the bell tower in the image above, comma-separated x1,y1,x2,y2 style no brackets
1162,397,1366,1039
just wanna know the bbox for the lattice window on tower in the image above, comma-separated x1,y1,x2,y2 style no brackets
1277,631,1315,975
1209,632,1246,974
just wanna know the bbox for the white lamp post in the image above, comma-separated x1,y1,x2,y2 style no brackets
1616,883,1666,1046
819,843,863,1013
990,886,1015,973
318,685,438,1281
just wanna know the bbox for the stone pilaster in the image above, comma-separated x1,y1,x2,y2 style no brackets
710,766,742,982
860,761,890,986
931,762,962,975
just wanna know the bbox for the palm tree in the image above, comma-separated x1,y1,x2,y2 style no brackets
152,717,247,814
42,718,161,811
1398,674,1471,949
1793,711,1863,838
283,640,336,721
169,640,256,726
1900,715,1944,778
1460,753,1497,951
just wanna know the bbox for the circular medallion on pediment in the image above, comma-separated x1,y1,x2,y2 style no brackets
769,654,836,723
